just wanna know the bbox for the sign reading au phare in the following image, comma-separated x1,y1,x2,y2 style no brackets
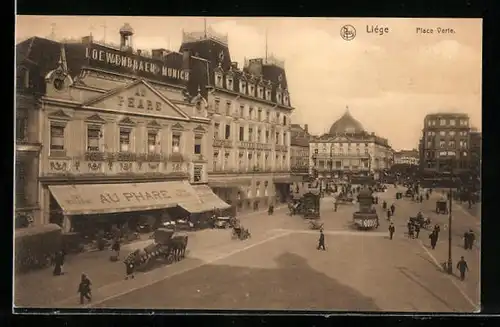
85,45,189,82
49,182,195,215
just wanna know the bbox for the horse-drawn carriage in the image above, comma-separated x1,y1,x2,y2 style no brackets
436,200,449,214
289,191,321,218
232,226,251,240
409,215,432,229
126,228,188,271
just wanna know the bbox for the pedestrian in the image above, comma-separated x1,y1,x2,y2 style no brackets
110,238,121,261
414,223,421,239
53,250,64,276
419,195,423,203
382,201,387,210
77,273,92,304
456,256,469,281
387,209,391,220
317,229,326,251
463,230,470,250
390,204,395,215
426,192,430,201
388,223,395,240
268,203,274,215
468,229,476,250
429,231,438,249
334,201,338,212
124,250,139,280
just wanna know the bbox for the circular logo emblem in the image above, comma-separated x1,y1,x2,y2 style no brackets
340,25,356,41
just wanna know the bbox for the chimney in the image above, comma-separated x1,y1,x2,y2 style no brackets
304,124,308,133
231,62,238,70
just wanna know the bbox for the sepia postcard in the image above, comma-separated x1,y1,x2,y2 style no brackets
14,16,482,313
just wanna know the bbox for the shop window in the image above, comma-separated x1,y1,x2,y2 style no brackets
194,135,202,154
172,134,181,153
148,131,158,153
119,128,131,152
193,165,202,182
239,126,244,141
225,125,231,140
50,124,65,151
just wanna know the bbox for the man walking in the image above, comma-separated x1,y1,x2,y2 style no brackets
388,222,395,240
414,223,421,239
390,203,396,216
429,230,438,250
463,230,470,249
77,273,92,304
387,209,391,221
467,229,476,250
317,229,326,251
456,256,469,281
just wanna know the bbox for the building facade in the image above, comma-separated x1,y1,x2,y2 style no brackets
420,113,470,176
469,128,481,186
393,149,419,166
179,28,294,211
309,109,393,182
290,124,311,181
16,24,231,231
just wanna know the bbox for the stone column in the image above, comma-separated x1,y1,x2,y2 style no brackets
62,215,72,233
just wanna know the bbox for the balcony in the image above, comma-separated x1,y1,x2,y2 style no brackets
237,141,257,149
213,139,233,148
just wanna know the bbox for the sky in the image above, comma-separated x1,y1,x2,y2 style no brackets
16,16,482,150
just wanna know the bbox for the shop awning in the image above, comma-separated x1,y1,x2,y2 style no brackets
48,181,199,216
192,185,231,210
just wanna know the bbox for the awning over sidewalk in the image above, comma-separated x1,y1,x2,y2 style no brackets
193,185,231,210
48,181,199,216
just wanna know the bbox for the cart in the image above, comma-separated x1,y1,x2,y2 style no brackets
232,226,251,240
436,200,448,214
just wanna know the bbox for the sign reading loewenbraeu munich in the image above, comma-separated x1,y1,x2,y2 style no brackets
85,44,190,82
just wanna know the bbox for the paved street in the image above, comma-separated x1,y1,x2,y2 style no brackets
14,186,480,312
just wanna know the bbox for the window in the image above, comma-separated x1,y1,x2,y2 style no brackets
225,125,231,140
265,89,271,100
439,140,445,148
194,135,202,154
450,119,456,126
283,95,289,106
449,131,456,137
16,114,27,142
214,123,220,139
240,81,247,94
427,131,433,136
215,74,223,87
239,127,244,141
119,129,131,152
427,141,432,148
224,152,229,168
283,116,287,126
266,111,270,122
193,165,202,182
439,131,446,137
15,159,26,207
277,93,282,104
427,120,433,127
439,119,446,126
461,141,468,148
214,99,220,113
257,129,262,143
249,107,254,119
258,87,264,98
276,112,280,122
249,85,254,96
148,131,158,153
248,127,253,142
50,125,65,150
275,132,280,145
448,140,455,148
239,105,244,118
86,125,101,151
213,151,219,170
172,134,181,152
258,109,262,121
265,130,269,143
283,132,287,146
226,77,233,90
226,101,231,116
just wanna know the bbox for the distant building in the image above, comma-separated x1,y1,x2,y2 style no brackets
469,128,481,184
420,113,470,176
393,149,419,166
290,124,311,181
309,108,393,182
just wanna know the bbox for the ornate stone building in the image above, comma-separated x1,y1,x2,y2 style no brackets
309,108,393,182
393,149,419,166
179,28,294,211
15,24,230,230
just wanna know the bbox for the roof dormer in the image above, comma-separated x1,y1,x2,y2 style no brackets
225,65,234,91
283,88,290,106
257,78,265,99
276,84,283,104
247,74,256,97
214,62,224,88
239,74,247,95
264,80,272,101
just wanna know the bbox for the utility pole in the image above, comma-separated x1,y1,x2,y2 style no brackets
265,29,268,61
101,23,107,42
446,158,454,274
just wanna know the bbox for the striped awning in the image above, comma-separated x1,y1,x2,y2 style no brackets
48,181,199,216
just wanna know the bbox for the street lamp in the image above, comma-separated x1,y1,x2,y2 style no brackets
445,158,454,274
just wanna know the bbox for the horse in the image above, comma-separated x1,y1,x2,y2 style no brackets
168,233,188,262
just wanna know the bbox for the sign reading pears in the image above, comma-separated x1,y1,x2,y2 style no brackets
117,87,162,112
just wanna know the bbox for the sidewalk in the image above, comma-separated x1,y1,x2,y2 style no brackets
14,205,287,308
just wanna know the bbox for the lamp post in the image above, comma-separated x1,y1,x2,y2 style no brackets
446,158,454,274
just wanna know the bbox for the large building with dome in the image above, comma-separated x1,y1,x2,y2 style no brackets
309,108,394,181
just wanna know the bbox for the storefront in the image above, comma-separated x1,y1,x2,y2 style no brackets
45,180,229,234
273,176,296,203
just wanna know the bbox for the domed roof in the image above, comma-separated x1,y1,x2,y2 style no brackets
119,23,134,35
329,107,365,135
